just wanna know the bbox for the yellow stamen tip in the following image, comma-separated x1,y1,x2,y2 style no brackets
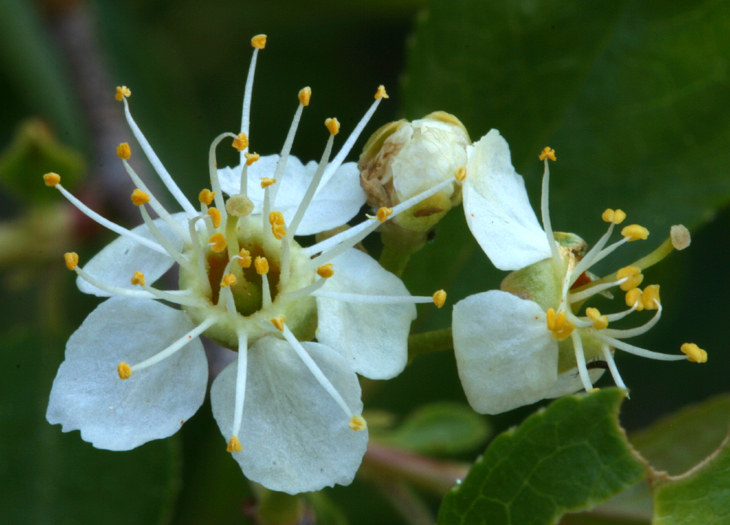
349,415,367,431
271,315,286,332
221,273,237,288
625,288,644,311
115,86,131,101
546,308,575,340
131,189,150,206
585,308,608,329
454,166,467,182
227,436,242,453
238,249,252,268
298,87,312,106
269,211,285,226
118,362,132,380
602,208,626,225
64,252,79,270
433,290,447,308
641,284,661,310
232,132,249,152
251,35,267,50
681,343,707,363
260,177,276,189
254,256,269,275
325,118,340,136
198,189,216,206
116,142,132,160
208,207,222,229
272,225,286,240
539,147,556,161
209,233,227,253
670,225,691,250
43,172,61,187
131,271,146,287
617,266,643,292
622,224,649,242
376,207,393,223
317,264,334,279
245,152,260,166
375,85,389,100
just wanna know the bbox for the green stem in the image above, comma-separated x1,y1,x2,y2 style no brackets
379,242,413,278
408,327,453,362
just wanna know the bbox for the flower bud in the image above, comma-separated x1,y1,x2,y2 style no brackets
359,111,470,234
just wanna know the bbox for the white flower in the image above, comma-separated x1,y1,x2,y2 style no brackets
44,35,452,494
452,130,707,415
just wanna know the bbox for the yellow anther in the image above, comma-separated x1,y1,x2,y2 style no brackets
602,208,626,225
221,273,237,288
131,271,146,286
298,87,312,106
317,264,334,279
325,118,340,135
245,152,260,166
269,211,285,226
641,284,661,310
375,85,389,100
131,189,150,206
585,307,609,330
208,207,222,228
349,415,367,431
376,207,393,222
589,388,601,393
622,224,649,242
64,252,79,270
553,322,575,341
539,147,556,161
671,224,691,250
44,172,61,187
116,142,132,160
209,233,227,253
617,266,643,292
232,133,248,152
454,166,467,182
546,308,574,340
681,343,707,363
433,290,447,308
272,224,286,240
271,315,286,332
254,256,269,275
546,308,557,331
251,34,267,49
227,436,242,453
115,86,131,101
260,177,276,189
117,362,132,380
198,189,216,206
625,288,645,311
238,249,252,268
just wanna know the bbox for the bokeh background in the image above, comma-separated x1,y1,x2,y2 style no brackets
1,0,728,524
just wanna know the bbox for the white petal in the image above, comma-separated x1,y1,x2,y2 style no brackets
210,337,367,494
77,212,187,297
463,130,552,271
315,248,415,379
452,290,558,414
218,156,366,235
46,296,207,450
544,368,606,398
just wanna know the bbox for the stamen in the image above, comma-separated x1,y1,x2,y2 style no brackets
115,86,131,101
48,179,167,255
312,290,446,306
594,333,688,361
260,178,276,188
433,290,447,308
43,172,61,186
238,249,252,268
270,89,310,205
232,132,248,152
228,329,248,453
349,415,367,431
117,143,132,160
125,316,219,374
600,343,627,391
73,264,155,300
121,97,197,217
616,266,643,291
138,204,190,267
603,302,662,339
298,87,312,106
325,117,340,135
569,277,628,303
117,362,132,379
571,332,595,392
570,217,618,286
539,152,561,266
209,133,238,225
271,315,286,332
454,166,467,182
538,147,556,161
251,34,267,49
208,208,222,229
254,256,269,275
240,36,266,162
199,189,215,206
64,252,79,270
585,307,609,330
131,189,150,206
316,264,334,279
375,85,389,99
625,288,644,311
601,208,626,225
681,343,708,363
546,308,575,340
221,273,237,287
622,224,649,242
209,233,227,253
606,303,638,322
245,153,260,165
641,285,661,310
281,324,353,418
131,271,146,286
376,207,393,222
279,278,328,302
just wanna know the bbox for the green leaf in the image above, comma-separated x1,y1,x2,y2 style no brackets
375,402,490,456
0,319,181,525
0,118,85,203
437,388,646,525
402,0,730,307
652,433,730,525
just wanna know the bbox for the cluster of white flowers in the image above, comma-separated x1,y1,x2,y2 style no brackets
44,35,451,495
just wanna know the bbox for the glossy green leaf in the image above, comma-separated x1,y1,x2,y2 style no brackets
437,388,646,525
375,402,490,456
652,433,730,525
